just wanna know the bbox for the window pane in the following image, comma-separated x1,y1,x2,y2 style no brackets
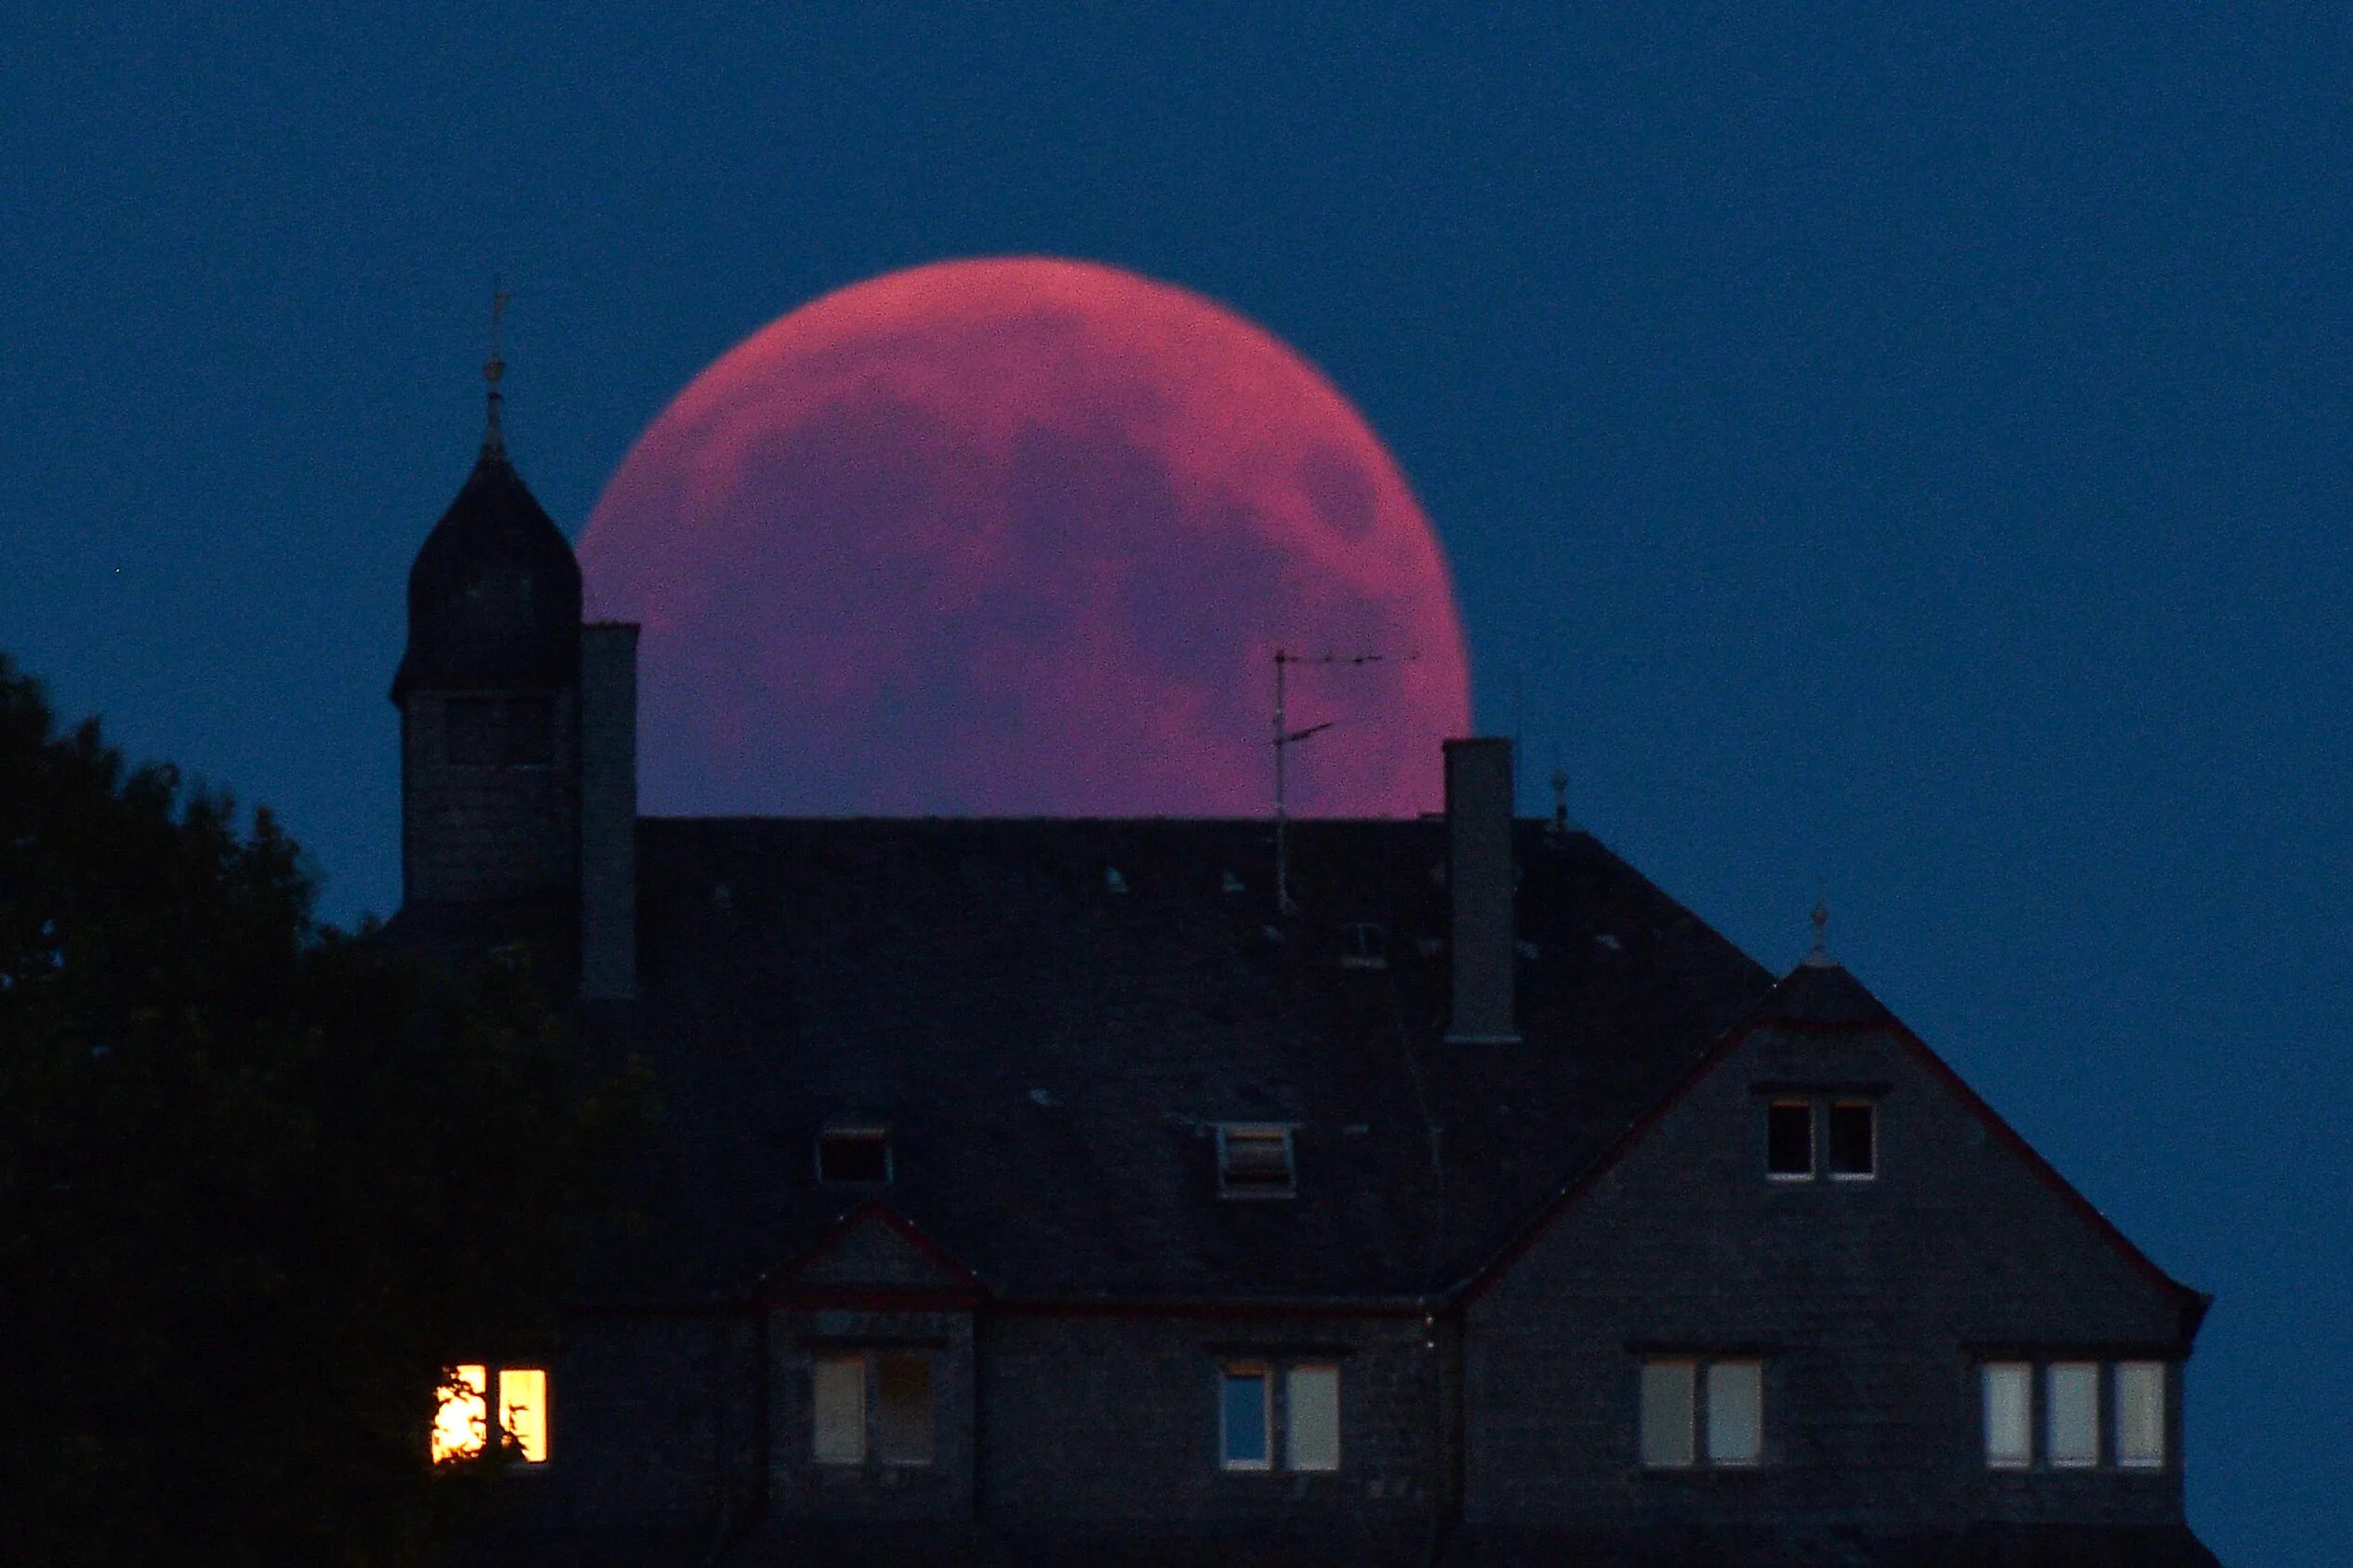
1766,1103,1813,1177
1220,1127,1295,1193
498,1368,549,1463
432,1364,487,1463
1984,1362,2031,1467
2118,1362,2165,1467
1640,1361,1696,1468
1706,1361,1762,1465
1828,1102,1875,1177
2048,1362,2099,1466
1286,1365,1340,1471
818,1131,890,1184
876,1354,933,1465
1221,1369,1270,1468
813,1356,866,1465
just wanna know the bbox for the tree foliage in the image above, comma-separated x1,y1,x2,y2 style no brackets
0,657,650,1565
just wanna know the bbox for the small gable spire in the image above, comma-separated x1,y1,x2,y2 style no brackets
1802,898,1834,968
483,283,511,456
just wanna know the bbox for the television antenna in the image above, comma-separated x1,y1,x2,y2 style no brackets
1271,647,1397,916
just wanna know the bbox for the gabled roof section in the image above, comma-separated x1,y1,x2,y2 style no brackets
1461,958,2211,1337
570,817,1775,1306
764,1202,982,1310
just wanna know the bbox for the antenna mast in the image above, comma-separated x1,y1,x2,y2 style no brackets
1271,648,1387,916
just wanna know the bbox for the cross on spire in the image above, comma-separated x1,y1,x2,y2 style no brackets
483,283,511,454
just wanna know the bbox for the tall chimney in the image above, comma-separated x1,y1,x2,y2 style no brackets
578,622,639,1000
1444,737,1518,1043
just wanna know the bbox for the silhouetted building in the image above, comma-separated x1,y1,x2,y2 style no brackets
392,394,2218,1566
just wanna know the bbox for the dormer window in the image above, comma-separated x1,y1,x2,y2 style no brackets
1765,1102,1814,1179
1216,1124,1296,1198
817,1127,891,1185
1339,923,1388,969
1828,1101,1876,1179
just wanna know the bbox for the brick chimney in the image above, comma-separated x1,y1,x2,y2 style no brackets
1443,737,1519,1043
578,622,639,1000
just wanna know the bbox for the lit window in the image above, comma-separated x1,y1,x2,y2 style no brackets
1639,1360,1696,1468
1286,1365,1340,1471
2117,1362,2166,1468
1221,1366,1271,1470
1828,1101,1875,1179
432,1363,549,1465
817,1127,890,1185
2047,1362,2100,1467
1216,1124,1296,1198
812,1350,933,1468
1765,1102,1813,1178
1706,1361,1762,1465
1984,1362,2032,1468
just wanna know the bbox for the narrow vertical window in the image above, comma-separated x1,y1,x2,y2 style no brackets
2117,1362,2166,1468
1827,1101,1875,1179
1640,1360,1696,1468
1983,1362,2031,1468
1766,1102,1814,1178
498,1368,549,1463
1220,1366,1271,1469
1705,1360,1762,1465
813,1355,867,1465
2047,1362,2099,1467
1286,1365,1340,1472
432,1364,489,1463
875,1353,934,1466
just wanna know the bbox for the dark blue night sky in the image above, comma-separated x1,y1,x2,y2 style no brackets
4,7,2345,1558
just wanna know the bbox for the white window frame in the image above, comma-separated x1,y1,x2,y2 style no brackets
812,1354,868,1466
1983,1362,2033,1468
2046,1361,2101,1468
1219,1363,1274,1471
1764,1100,1815,1181
1640,1355,1766,1468
1284,1364,1341,1472
1827,1099,1877,1181
815,1125,892,1186
2116,1361,2167,1468
812,1349,936,1468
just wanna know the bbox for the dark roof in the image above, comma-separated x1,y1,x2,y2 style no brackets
391,438,581,703
571,817,1775,1304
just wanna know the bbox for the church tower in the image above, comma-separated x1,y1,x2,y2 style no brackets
390,351,584,914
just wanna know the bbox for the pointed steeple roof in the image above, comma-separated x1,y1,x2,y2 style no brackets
390,350,579,704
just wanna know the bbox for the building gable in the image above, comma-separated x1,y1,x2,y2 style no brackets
766,1203,982,1310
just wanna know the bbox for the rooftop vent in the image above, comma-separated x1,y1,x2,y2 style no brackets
817,1126,891,1185
1216,1124,1296,1199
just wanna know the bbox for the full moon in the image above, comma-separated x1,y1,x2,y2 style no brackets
578,258,1472,817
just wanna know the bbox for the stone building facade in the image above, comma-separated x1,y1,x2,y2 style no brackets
393,404,2218,1565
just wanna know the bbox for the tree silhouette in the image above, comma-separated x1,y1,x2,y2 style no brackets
0,656,649,1565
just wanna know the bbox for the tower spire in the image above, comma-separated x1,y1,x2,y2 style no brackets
1802,897,1834,967
483,283,511,455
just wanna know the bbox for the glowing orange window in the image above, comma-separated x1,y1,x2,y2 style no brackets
432,1363,549,1465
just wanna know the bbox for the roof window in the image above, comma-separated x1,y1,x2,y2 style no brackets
1216,1124,1296,1199
817,1126,891,1185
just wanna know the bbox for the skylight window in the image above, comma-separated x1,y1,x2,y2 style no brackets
817,1127,891,1185
1216,1124,1296,1198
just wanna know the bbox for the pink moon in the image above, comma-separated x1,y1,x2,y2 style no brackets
578,257,1472,817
